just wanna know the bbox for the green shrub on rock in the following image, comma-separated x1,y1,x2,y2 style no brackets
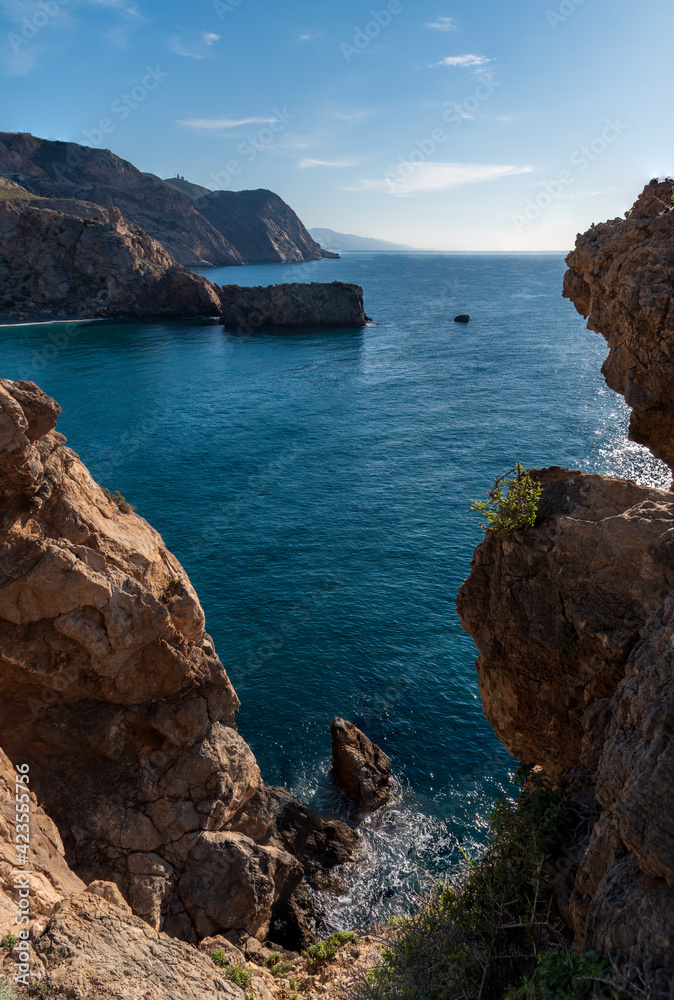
470,464,543,537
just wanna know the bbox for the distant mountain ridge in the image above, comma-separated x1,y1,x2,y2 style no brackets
309,228,417,252
0,132,335,267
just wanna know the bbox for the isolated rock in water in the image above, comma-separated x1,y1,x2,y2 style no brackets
220,281,369,330
0,199,223,320
457,467,674,777
0,377,356,948
331,718,392,810
564,178,674,480
454,314,471,323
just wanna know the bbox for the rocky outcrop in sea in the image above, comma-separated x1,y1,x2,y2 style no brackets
220,282,369,330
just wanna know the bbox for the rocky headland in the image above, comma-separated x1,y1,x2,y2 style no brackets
164,179,339,264
0,132,335,268
458,180,674,990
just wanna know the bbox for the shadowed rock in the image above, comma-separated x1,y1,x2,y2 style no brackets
331,718,392,811
220,282,369,330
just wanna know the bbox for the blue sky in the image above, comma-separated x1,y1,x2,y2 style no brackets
2,0,673,249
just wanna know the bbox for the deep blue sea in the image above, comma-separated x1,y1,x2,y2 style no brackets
0,253,668,928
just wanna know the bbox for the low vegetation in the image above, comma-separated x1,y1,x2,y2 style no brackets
0,936,17,951
470,464,543,537
101,487,135,514
304,931,359,972
356,768,654,1000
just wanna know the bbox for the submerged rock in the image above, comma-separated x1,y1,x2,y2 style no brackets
220,281,369,330
331,718,392,811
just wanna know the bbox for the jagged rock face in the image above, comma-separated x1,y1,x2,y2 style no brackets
0,378,353,947
0,132,243,267
456,467,674,777
0,748,85,939
331,718,392,811
0,199,222,320
165,180,339,263
566,594,674,986
220,282,369,330
564,178,674,480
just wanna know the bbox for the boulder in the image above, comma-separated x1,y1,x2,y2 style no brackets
331,718,392,811
220,281,369,331
454,314,471,323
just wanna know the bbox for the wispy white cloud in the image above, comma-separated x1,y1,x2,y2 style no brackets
332,108,378,122
176,116,278,130
344,162,533,196
299,157,360,169
431,54,490,68
425,16,457,31
167,30,220,60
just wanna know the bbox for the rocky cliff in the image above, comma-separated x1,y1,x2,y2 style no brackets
0,132,336,269
165,179,339,263
0,195,223,320
458,180,674,990
0,377,357,981
0,132,243,267
564,178,674,481
220,282,369,330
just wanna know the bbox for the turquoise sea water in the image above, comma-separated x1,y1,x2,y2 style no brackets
0,253,668,928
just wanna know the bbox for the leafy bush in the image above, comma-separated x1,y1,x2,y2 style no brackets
0,935,17,951
101,487,135,514
356,773,574,1000
264,953,293,977
505,950,611,999
211,949,230,968
225,965,251,990
470,464,543,537
304,931,359,971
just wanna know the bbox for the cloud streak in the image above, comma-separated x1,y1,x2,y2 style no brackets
432,54,490,68
345,162,533,196
167,30,219,60
425,16,457,31
176,115,280,130
299,157,360,169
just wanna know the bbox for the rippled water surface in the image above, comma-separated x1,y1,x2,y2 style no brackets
1,253,668,927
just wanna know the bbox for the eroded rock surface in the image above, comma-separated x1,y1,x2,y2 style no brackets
331,718,392,811
220,282,369,330
0,378,355,951
457,467,674,777
0,198,222,320
564,178,674,480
